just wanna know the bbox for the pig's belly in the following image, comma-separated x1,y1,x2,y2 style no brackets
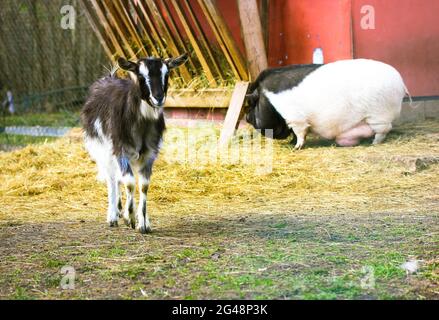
308,112,368,139
311,121,374,145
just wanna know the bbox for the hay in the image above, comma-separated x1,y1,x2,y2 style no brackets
1,120,439,224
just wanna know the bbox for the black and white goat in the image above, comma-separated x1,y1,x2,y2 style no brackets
81,54,188,233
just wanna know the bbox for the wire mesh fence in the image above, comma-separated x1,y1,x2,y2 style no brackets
0,0,107,115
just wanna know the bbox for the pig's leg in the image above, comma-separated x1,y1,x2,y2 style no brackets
369,123,392,144
288,121,310,150
335,123,374,147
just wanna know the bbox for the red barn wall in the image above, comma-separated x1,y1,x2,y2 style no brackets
161,0,439,97
265,0,439,97
352,0,439,97
267,0,353,66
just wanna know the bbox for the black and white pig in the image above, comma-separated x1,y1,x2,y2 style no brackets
245,59,409,149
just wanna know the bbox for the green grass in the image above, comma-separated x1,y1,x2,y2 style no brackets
13,287,34,300
44,258,66,269
0,111,80,127
0,133,56,147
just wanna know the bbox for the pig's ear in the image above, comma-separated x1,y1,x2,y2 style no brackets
246,90,259,107
246,90,258,99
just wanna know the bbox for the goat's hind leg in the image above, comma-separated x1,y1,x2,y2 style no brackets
106,172,119,227
117,156,136,229
117,185,122,218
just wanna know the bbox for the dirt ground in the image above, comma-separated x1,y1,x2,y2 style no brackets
0,121,438,299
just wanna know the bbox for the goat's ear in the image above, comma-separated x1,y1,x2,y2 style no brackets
117,57,137,72
165,53,188,69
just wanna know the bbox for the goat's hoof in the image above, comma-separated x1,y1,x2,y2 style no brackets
137,225,152,234
123,218,136,229
108,220,118,227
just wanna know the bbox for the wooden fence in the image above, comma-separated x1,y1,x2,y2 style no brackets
0,0,106,108
80,0,250,94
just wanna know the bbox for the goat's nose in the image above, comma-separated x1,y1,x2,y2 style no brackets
156,95,165,105
150,95,165,106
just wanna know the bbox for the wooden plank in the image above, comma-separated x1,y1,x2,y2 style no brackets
237,0,268,80
134,0,177,86
89,0,125,57
113,0,148,57
101,0,137,58
197,0,249,81
80,0,114,59
219,81,249,146
161,0,197,71
130,2,161,57
165,89,233,108
136,1,170,56
184,0,224,80
259,0,269,51
170,0,217,85
145,0,192,82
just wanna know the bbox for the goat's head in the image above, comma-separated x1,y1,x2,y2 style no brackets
117,53,188,108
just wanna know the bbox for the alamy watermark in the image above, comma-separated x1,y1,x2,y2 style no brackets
360,5,376,30
60,265,76,290
162,127,274,175
60,5,76,30
360,266,375,290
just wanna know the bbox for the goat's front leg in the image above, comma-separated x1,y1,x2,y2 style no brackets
136,158,154,234
118,156,136,229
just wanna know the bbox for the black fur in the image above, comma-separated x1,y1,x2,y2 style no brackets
246,64,322,139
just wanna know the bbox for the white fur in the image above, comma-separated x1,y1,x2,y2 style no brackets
139,63,150,82
161,64,168,86
139,62,152,97
84,119,115,182
149,96,159,106
137,175,151,232
264,59,406,141
84,118,122,224
140,100,161,120
121,174,135,186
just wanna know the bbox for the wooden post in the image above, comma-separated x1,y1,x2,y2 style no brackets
237,0,268,80
198,0,249,81
219,81,249,146
219,0,267,145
